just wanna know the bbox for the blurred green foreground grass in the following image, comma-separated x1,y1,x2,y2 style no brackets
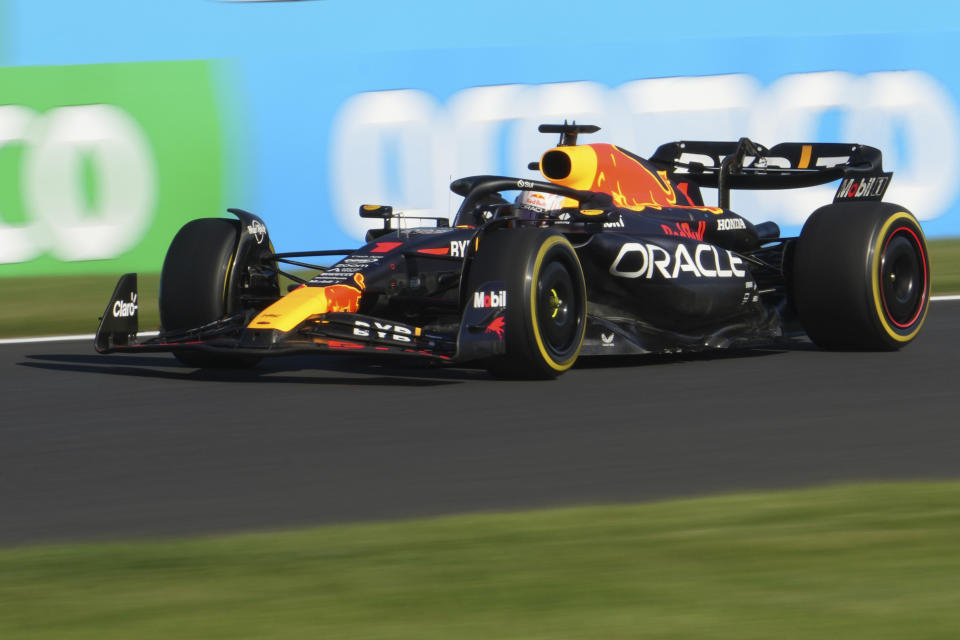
0,238,958,339
0,274,161,338
1,481,959,639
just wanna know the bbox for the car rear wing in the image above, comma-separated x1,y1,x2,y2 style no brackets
649,137,891,208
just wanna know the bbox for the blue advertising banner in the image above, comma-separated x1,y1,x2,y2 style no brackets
2,0,959,271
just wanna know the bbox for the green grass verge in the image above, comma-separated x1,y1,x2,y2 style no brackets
1,482,959,639
1,238,958,339
929,237,960,294
0,274,161,338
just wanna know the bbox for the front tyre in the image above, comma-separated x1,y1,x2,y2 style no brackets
793,202,930,350
468,228,587,379
160,218,264,368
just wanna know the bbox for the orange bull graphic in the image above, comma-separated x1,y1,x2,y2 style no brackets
595,144,683,209
323,284,362,312
322,272,366,312
540,143,723,214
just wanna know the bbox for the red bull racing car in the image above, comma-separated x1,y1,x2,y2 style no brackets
95,123,930,379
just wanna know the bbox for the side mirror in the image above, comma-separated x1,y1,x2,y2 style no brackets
359,204,393,219
359,203,449,230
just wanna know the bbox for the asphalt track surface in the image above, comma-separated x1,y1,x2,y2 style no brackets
2,301,958,547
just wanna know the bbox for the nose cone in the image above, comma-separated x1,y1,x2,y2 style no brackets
246,284,362,333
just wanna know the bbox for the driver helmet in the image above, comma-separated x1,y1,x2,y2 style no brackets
515,190,567,216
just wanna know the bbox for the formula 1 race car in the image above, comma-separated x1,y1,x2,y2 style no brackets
95,123,930,379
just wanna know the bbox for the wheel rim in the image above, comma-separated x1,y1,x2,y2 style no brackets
535,257,582,358
879,226,927,328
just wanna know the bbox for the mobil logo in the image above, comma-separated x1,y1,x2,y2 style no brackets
473,289,507,308
474,290,507,308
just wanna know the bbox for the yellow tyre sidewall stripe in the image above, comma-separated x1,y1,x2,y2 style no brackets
870,212,929,342
528,235,586,372
221,249,237,310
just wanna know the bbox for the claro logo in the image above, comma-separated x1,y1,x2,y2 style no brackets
330,71,960,240
112,292,138,318
0,104,157,264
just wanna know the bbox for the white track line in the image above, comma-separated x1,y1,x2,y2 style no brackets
1,296,959,345
0,331,159,345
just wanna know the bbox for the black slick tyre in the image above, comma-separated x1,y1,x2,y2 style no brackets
467,228,587,379
159,218,261,368
793,201,930,350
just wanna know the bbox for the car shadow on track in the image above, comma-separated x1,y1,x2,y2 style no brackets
20,339,813,385
19,353,487,386
575,343,811,370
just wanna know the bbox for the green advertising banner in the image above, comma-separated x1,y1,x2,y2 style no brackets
0,60,226,277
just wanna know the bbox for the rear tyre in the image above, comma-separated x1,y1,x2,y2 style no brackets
468,228,587,379
793,202,929,350
160,218,262,368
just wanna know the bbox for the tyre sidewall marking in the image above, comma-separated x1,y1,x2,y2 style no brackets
870,212,929,342
222,249,236,311
881,225,926,329
528,235,586,372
